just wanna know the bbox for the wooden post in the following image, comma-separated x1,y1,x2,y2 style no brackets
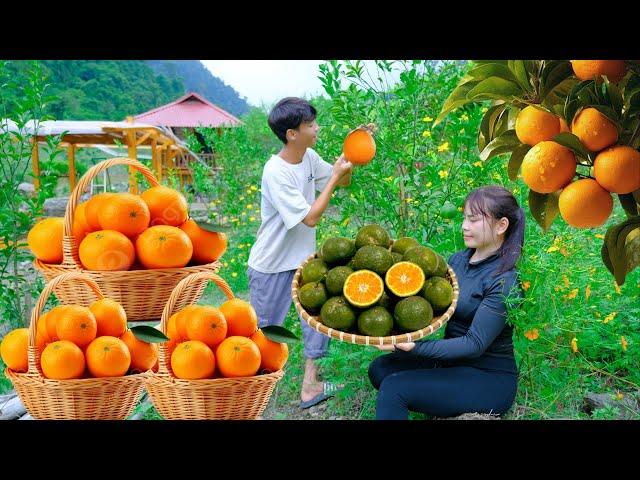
156,146,163,183
32,138,40,191
151,138,158,178
67,143,77,191
126,117,138,193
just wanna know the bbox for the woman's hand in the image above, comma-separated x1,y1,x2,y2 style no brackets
376,342,416,352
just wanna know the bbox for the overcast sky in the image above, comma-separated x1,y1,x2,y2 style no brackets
200,60,405,108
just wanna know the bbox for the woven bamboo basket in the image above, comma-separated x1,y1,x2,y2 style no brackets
33,157,221,321
144,272,284,420
292,249,459,346
5,272,147,419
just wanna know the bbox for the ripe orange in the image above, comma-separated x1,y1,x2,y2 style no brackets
120,329,158,373
515,105,561,146
141,186,189,227
89,298,127,337
558,179,613,228
343,270,384,307
84,192,116,231
40,340,85,379
250,329,288,373
179,218,227,264
85,336,131,377
593,145,640,194
571,60,627,83
185,306,227,348
219,298,258,337
97,193,150,237
521,141,576,193
135,225,193,269
558,116,570,133
73,202,92,243
343,128,376,165
55,305,97,348
385,261,426,297
170,340,215,379
571,108,618,152
215,336,261,378
27,217,64,264
79,230,136,271
1,328,29,372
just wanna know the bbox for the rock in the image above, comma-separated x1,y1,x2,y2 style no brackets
18,182,36,197
0,394,27,420
583,391,640,419
43,197,69,217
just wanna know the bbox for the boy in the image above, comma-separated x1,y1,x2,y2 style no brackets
247,97,353,409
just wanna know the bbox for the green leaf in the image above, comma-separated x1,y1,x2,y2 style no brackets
468,64,518,83
434,81,480,125
261,325,300,343
540,61,572,100
467,77,522,101
479,104,507,147
508,144,531,181
528,190,560,232
479,130,520,161
551,132,592,160
607,81,624,116
618,193,639,217
194,220,223,233
508,60,532,92
130,325,169,344
603,217,640,285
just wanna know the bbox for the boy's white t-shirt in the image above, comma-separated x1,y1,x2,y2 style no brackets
248,148,333,273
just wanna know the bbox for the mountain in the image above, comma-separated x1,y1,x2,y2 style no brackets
145,61,250,116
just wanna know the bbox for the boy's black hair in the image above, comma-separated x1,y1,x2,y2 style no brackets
268,97,317,144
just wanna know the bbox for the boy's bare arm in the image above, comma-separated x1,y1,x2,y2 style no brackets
302,157,352,227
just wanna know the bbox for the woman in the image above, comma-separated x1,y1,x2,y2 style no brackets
368,185,525,420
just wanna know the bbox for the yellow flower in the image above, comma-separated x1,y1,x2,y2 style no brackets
438,170,449,179
562,275,570,287
457,206,463,212
239,196,245,201
522,281,531,291
437,142,450,152
547,245,560,253
595,233,605,239
404,197,413,203
620,336,628,352
422,116,433,122
223,262,229,267
232,272,238,278
614,281,621,295
460,114,469,121
350,193,355,199
473,161,483,168
615,391,624,400
249,216,256,222
422,130,432,138
585,285,591,300
481,107,488,113
595,312,601,318
566,288,579,300
342,217,350,227
251,185,258,191
246,189,252,194
571,337,578,353
384,176,394,182
426,181,433,188
524,328,539,341
603,312,618,324
459,128,465,134
246,204,253,209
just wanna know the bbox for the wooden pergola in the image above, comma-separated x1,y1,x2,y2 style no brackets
8,117,199,193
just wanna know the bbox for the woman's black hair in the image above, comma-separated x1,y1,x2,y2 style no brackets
464,185,525,274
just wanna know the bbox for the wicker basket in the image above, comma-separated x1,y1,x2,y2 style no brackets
5,272,147,420
33,157,221,321
144,272,284,420
292,251,460,345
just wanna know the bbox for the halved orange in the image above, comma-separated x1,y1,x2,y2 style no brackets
343,270,384,307
385,261,425,297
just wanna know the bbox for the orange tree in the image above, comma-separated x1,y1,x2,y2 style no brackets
436,60,640,285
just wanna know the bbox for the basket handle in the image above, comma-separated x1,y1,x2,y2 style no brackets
157,272,235,374
62,157,161,266
27,272,104,374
